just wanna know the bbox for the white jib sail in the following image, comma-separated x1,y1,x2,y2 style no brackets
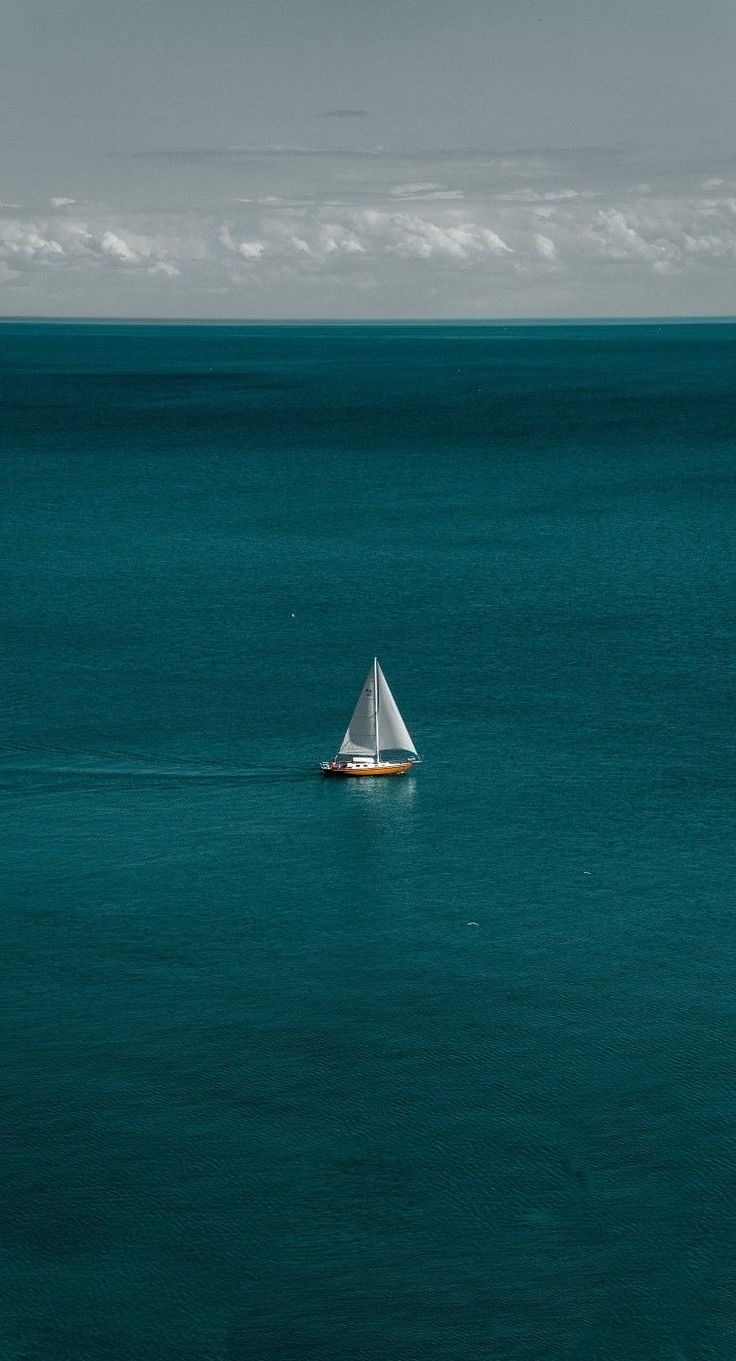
338,666,377,756
375,662,417,756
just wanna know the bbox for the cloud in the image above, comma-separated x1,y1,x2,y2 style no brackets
149,261,180,277
0,216,179,278
237,239,266,259
497,188,593,203
581,205,736,272
51,196,76,208
389,183,464,202
101,230,140,262
535,232,556,260
392,183,445,196
3,157,736,316
0,222,65,259
319,223,365,255
320,109,368,119
218,205,511,265
378,213,510,259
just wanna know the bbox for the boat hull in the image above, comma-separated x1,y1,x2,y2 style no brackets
322,760,414,778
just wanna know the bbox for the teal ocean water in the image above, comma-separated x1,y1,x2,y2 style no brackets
2,321,736,1360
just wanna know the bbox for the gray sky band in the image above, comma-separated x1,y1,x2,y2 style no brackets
1,0,735,318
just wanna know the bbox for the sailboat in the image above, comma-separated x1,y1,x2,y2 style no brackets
321,659,420,777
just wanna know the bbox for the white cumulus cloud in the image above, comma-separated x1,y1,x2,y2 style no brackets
3,157,736,316
237,239,266,259
101,230,140,262
0,217,179,281
0,222,65,259
535,232,556,260
366,212,510,260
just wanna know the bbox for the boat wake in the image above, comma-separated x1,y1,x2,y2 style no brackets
0,741,315,791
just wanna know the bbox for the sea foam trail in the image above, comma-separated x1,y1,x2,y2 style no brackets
0,743,314,785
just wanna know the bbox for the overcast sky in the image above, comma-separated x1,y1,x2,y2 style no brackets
1,0,736,318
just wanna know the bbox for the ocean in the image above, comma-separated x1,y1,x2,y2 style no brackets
2,321,735,1360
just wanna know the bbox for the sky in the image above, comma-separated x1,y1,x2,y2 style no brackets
1,0,736,319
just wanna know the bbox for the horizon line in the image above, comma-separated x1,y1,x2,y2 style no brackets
2,315,736,327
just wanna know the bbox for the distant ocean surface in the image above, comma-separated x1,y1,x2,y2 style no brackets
2,321,736,1361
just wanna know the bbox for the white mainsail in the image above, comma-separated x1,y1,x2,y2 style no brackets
339,668,377,756
338,660,417,759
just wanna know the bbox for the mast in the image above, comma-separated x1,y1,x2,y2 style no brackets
373,656,379,764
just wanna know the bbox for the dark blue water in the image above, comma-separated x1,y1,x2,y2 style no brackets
2,322,736,1360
